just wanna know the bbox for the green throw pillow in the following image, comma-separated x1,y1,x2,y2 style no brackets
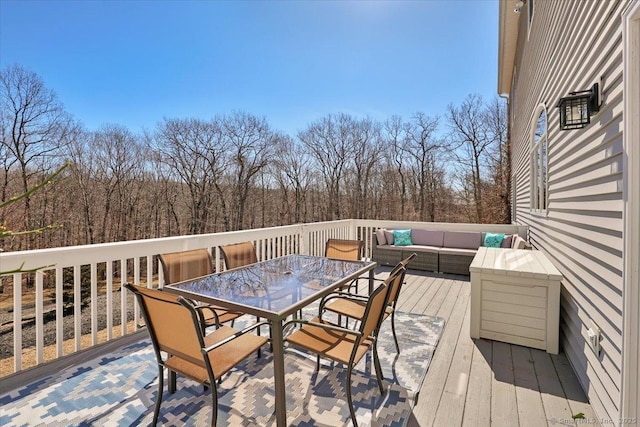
393,229,413,246
484,232,505,248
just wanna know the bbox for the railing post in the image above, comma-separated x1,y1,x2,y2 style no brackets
348,219,358,240
298,224,308,255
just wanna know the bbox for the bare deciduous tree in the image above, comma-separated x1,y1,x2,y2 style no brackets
1,64,76,248
382,116,409,219
299,114,358,220
271,134,312,224
483,96,510,223
446,94,493,223
348,118,381,219
221,112,276,231
404,113,442,221
154,118,228,234
67,130,98,244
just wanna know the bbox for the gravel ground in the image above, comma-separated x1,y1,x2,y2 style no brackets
0,290,135,359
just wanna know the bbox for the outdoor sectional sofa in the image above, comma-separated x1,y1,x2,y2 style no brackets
372,228,530,275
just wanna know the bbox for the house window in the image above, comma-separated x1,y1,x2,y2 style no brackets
531,106,548,213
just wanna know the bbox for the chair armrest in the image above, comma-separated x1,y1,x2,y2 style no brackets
193,304,220,327
283,318,362,337
319,290,367,307
318,291,369,317
203,320,270,353
322,293,368,307
342,275,386,294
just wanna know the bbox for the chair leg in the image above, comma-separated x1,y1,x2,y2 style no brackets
316,355,321,371
391,311,400,353
153,365,164,427
210,380,219,427
256,316,263,358
372,342,385,394
168,369,177,393
346,364,358,427
257,316,274,354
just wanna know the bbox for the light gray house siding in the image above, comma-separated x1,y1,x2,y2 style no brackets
508,0,629,423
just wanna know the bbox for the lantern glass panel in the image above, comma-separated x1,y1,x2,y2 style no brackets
559,94,591,130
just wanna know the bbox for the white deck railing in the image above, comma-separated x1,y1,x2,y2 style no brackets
0,219,527,375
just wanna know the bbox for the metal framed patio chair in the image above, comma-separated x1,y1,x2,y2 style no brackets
283,265,405,427
158,249,244,327
318,253,416,353
124,283,268,427
325,238,364,262
324,238,365,292
219,241,258,270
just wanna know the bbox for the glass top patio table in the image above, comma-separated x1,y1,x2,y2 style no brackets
165,254,376,318
164,254,376,427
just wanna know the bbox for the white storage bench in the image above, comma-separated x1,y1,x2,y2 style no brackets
469,247,562,354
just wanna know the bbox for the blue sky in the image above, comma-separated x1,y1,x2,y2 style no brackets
0,0,499,136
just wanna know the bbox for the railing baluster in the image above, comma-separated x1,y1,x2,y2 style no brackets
91,263,98,345
35,270,44,364
134,258,140,331
120,259,126,337
158,257,165,287
147,255,153,289
13,273,22,373
56,267,63,357
74,266,81,351
106,261,113,341
134,257,140,285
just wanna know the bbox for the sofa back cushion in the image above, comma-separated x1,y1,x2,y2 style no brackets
443,231,482,250
384,229,395,245
512,235,531,249
501,234,514,248
411,229,444,247
375,229,387,245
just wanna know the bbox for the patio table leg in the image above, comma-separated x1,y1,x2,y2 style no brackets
271,318,287,426
369,268,374,294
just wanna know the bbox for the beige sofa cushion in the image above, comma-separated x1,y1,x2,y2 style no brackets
375,229,387,245
383,229,395,245
438,247,477,256
443,231,482,250
378,244,403,251
402,244,440,254
411,229,444,247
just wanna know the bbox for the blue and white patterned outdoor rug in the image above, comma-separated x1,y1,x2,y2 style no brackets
0,311,444,427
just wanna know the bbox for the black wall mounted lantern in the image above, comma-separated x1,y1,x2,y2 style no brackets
557,83,600,131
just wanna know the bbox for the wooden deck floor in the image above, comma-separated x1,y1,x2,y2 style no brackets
396,268,597,427
1,267,598,427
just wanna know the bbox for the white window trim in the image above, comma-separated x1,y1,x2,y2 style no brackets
530,104,548,215
622,0,640,421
